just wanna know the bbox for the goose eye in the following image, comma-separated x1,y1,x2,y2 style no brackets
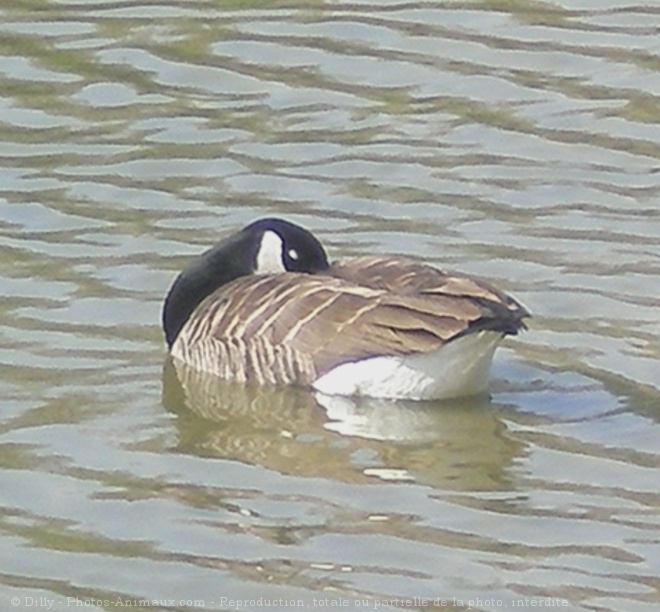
288,249,299,261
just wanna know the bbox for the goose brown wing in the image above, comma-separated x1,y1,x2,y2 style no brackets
277,284,489,376
328,256,529,335
191,274,490,382
177,258,524,384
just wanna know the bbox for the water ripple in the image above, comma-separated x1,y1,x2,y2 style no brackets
0,1,658,611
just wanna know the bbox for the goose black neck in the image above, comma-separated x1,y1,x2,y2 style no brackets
162,233,255,347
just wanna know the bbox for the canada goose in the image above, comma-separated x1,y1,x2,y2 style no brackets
162,218,529,400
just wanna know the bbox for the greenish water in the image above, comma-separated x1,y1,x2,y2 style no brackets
0,1,658,611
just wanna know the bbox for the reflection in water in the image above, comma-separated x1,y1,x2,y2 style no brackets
163,358,523,490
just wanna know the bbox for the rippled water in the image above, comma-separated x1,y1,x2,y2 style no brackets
1,1,659,611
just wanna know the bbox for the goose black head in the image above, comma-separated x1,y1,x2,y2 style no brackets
162,218,329,347
244,218,329,275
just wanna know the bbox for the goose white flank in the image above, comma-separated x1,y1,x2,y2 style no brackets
162,218,529,400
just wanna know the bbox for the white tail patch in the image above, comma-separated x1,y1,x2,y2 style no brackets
312,331,503,400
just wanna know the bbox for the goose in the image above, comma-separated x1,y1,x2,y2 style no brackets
162,218,529,400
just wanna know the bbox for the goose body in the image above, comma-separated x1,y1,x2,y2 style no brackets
163,219,529,400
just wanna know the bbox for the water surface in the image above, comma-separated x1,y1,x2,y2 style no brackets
0,1,659,611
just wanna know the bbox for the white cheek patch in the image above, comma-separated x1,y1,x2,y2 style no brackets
256,230,286,274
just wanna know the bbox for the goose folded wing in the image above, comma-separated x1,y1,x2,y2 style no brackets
194,270,526,382
257,275,508,377
329,256,529,332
